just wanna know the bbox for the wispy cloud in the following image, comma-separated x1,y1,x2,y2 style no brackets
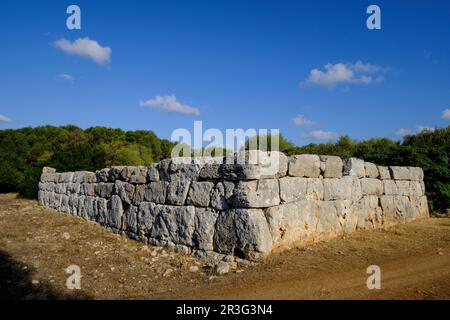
0,115,12,122
301,130,338,141
53,37,111,65
395,128,413,137
300,60,387,88
139,95,200,116
293,115,318,127
56,74,74,82
442,108,450,120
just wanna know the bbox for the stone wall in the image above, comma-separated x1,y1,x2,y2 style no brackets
38,152,429,262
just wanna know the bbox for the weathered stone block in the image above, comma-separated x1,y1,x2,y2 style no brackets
323,177,351,200
210,181,234,210
361,178,383,195
288,154,320,178
343,158,365,178
409,167,424,181
147,163,159,182
389,166,411,180
320,155,343,178
166,179,191,205
409,181,423,197
128,166,148,184
73,171,97,183
364,162,379,178
233,179,280,208
132,184,146,206
193,208,218,251
279,176,307,203
144,181,168,204
396,181,411,196
306,178,324,201
95,168,111,183
97,182,114,198
123,204,138,234
80,183,96,196
378,166,391,179
107,195,123,229
186,181,214,207
113,180,135,204
383,180,398,195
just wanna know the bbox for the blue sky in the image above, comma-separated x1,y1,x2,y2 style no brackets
1,0,450,146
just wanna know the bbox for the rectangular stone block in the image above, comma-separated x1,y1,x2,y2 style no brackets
279,176,307,203
378,166,391,179
320,155,343,178
186,181,214,207
210,181,234,210
323,177,352,201
107,195,123,229
73,171,97,183
409,167,424,181
288,154,320,178
343,158,365,178
233,179,280,208
144,181,168,204
389,166,411,180
361,178,383,195
364,162,379,178
166,179,191,205
396,181,411,196
193,208,218,251
383,180,398,195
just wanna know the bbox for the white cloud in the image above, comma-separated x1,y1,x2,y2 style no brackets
395,128,413,137
54,37,111,65
416,125,435,133
139,95,200,116
0,114,12,122
301,130,338,141
57,74,74,82
442,108,450,120
300,60,386,88
293,115,318,127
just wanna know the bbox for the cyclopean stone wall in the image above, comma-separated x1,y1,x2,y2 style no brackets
38,152,429,262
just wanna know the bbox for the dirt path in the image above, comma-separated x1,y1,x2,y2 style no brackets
0,193,449,299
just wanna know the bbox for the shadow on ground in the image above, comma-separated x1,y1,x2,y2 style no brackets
0,250,90,300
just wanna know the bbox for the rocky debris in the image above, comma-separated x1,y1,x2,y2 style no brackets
214,261,230,275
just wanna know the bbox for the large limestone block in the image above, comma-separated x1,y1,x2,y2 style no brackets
316,201,342,237
97,182,114,198
279,177,307,203
58,172,74,183
113,180,135,204
343,158,365,178
409,181,424,197
389,166,411,180
166,159,202,182
214,208,273,261
107,195,123,229
166,179,191,205
306,178,324,201
364,162,379,178
383,180,398,195
288,154,320,178
355,195,383,229
66,182,80,194
266,200,319,249
95,168,111,182
221,164,262,180
378,166,391,180
233,179,280,208
73,171,97,183
361,178,383,196
151,205,196,246
396,181,411,196
210,181,235,210
409,167,424,181
123,204,138,234
320,155,343,178
186,181,214,207
193,208,218,251
232,150,288,178
147,163,159,182
128,166,148,184
96,197,108,225
144,181,168,204
199,164,222,180
137,202,158,236
334,200,357,234
323,177,351,201
80,183,96,196
132,184,146,206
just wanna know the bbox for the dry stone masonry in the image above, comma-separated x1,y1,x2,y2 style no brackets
38,152,429,262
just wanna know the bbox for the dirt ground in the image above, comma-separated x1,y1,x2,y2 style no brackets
0,193,449,300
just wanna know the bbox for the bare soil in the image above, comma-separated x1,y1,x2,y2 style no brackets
0,193,449,300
